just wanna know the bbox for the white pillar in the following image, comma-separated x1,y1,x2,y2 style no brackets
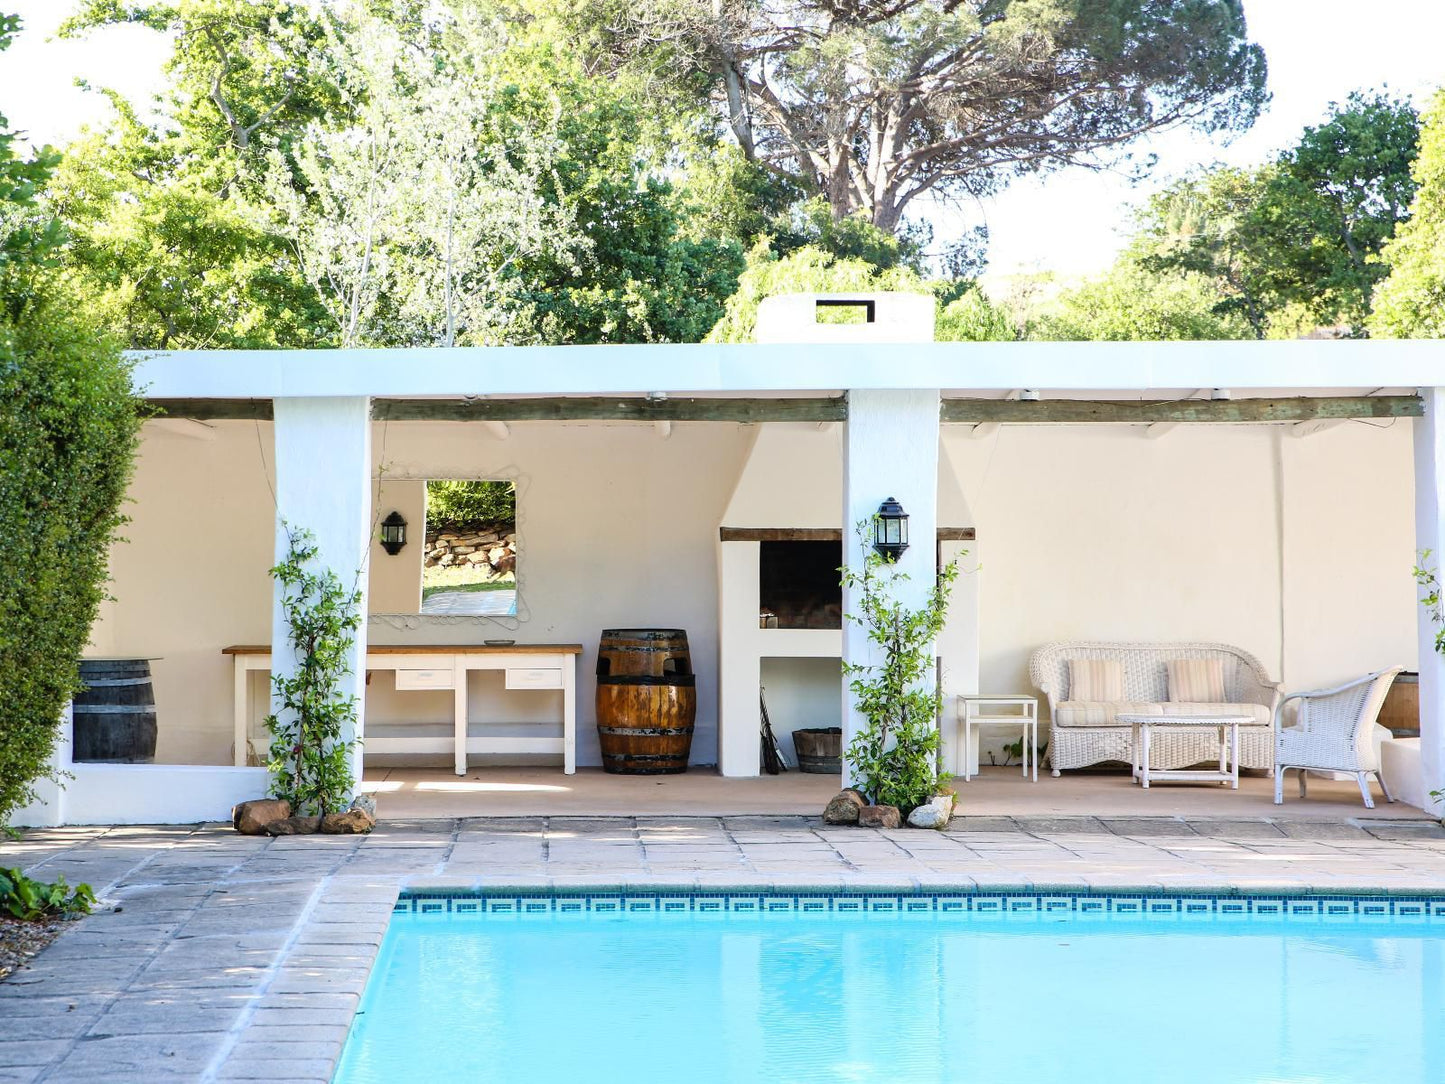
718,540,762,777
1414,387,1445,817
841,389,940,787
271,397,372,794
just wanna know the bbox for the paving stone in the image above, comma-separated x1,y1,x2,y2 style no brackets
1099,818,1199,837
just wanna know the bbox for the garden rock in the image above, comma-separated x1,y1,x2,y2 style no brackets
232,798,291,835
907,794,955,830
265,814,324,836
857,804,902,829
350,794,377,818
321,807,376,834
822,789,867,825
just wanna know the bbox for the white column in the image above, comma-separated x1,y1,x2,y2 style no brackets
271,397,372,793
1414,387,1445,816
841,389,940,787
718,540,762,776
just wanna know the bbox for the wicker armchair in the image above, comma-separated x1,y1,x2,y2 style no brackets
1029,642,1281,774
1274,668,1402,809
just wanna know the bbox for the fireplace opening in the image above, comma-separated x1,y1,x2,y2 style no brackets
759,540,842,630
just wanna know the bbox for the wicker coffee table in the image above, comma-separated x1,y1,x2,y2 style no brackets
1117,713,1263,789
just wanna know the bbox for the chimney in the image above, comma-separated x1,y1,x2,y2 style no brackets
754,292,936,344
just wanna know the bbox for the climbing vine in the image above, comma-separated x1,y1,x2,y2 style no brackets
266,527,363,816
841,521,959,812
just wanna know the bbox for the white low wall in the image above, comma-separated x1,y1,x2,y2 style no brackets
11,707,270,826
13,764,270,828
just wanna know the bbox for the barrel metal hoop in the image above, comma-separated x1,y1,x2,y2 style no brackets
596,674,697,687
71,704,159,715
596,726,696,737
79,677,153,687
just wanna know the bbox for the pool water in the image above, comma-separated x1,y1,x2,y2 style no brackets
334,900,1445,1084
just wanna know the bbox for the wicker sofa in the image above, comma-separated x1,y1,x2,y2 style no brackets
1028,642,1282,774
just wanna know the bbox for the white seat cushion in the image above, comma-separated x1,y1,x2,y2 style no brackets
1155,701,1271,725
1053,701,1164,727
1052,701,1271,728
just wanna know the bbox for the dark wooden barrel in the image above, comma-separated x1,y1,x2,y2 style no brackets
595,629,696,774
1379,671,1419,738
72,659,158,763
792,727,842,774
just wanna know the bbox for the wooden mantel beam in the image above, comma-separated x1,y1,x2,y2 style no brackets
939,395,1422,425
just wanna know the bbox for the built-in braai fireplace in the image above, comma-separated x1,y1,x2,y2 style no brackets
758,540,842,629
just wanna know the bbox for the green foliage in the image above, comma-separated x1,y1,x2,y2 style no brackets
935,288,1016,343
1372,90,1445,338
265,528,363,816
1135,92,1420,337
0,124,141,832
55,0,338,348
1031,260,1253,341
0,14,63,303
426,480,515,528
841,523,959,812
0,867,95,920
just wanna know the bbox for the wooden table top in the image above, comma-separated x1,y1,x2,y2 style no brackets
222,644,583,656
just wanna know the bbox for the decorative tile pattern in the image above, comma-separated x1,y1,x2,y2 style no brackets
394,890,1445,920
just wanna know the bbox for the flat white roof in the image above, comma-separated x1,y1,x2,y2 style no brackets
129,339,1445,400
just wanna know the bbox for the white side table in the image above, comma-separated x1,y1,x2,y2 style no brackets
957,695,1039,782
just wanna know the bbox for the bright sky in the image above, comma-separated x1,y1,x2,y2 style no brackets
2,0,1443,280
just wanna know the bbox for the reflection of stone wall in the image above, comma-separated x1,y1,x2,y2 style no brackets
424,525,516,576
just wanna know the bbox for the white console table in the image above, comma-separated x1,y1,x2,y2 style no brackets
224,644,580,775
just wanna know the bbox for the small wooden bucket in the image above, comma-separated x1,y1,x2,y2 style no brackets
792,727,843,773
595,629,696,774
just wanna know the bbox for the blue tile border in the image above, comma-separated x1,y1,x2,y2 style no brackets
393,890,1445,920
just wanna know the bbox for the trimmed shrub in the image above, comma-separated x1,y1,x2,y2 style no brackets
0,294,140,826
426,479,515,528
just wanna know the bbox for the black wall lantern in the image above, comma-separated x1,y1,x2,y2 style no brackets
379,511,408,556
872,497,909,562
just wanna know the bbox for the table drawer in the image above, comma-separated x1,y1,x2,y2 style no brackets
505,667,562,690
395,667,455,691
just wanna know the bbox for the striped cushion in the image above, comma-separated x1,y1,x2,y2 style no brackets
1068,659,1124,702
1167,659,1226,703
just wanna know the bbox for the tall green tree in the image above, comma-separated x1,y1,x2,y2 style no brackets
54,0,337,347
1138,92,1419,337
574,0,1267,233
1371,89,1445,338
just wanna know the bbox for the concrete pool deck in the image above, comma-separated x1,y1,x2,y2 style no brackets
5,813,1445,1082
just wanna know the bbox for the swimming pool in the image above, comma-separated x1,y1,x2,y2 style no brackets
334,892,1445,1084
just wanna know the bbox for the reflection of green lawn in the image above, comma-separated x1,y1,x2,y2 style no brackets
421,580,514,599
421,565,516,600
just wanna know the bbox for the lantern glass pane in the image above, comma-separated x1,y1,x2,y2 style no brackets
897,516,908,544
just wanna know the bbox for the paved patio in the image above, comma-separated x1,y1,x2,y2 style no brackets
4,812,1445,1082
363,764,1428,819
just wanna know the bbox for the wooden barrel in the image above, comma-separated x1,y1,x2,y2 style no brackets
595,629,695,774
1378,671,1419,738
792,727,842,774
72,659,158,763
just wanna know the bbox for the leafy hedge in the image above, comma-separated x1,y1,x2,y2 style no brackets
0,295,140,826
425,479,515,528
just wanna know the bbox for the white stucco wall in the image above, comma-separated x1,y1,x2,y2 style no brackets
368,478,426,614
93,414,1417,770
940,420,1418,714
